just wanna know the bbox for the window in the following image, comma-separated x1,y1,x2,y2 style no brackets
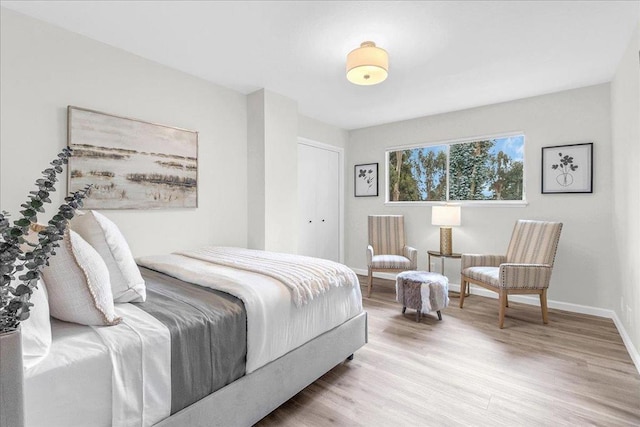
387,134,525,202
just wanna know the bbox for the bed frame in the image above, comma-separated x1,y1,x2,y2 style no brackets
156,311,368,427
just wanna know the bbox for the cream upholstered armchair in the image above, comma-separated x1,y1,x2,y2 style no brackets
460,220,562,328
367,215,417,297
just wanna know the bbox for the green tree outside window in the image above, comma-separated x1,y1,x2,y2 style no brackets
387,135,524,202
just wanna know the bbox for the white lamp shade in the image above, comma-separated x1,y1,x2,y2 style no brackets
346,41,388,86
431,206,461,226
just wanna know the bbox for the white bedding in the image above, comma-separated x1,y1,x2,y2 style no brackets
94,304,171,427
25,252,363,427
179,246,360,307
136,253,364,373
24,319,112,427
25,304,171,427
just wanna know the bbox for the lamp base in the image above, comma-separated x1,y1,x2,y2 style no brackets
439,227,453,256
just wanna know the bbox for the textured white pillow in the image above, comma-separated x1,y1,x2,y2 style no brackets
41,229,121,326
72,211,146,303
21,279,52,370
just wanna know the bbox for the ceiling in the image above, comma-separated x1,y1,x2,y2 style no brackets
1,1,638,130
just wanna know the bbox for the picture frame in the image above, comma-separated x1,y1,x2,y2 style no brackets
541,142,593,194
354,163,378,197
67,106,198,209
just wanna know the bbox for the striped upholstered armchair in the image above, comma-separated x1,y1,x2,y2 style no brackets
460,220,562,328
367,215,417,297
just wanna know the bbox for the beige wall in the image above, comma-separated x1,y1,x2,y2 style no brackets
346,84,615,310
0,8,248,256
611,22,640,357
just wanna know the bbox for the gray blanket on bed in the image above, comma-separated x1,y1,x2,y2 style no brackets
137,267,247,414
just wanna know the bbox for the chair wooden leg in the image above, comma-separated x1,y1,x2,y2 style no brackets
498,290,507,329
540,288,549,324
367,267,373,298
459,276,466,308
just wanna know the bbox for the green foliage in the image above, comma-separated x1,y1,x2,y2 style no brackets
388,151,420,201
418,149,447,201
388,138,523,202
449,140,494,200
489,151,523,200
0,148,91,333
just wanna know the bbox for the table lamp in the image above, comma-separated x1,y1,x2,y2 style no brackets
431,205,461,256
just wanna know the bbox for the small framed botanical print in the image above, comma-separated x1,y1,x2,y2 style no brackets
354,163,378,197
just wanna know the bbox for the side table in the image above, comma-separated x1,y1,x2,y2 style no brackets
427,250,460,274
427,250,468,297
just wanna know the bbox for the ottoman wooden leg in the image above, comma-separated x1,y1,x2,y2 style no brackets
416,311,420,322
402,306,406,314
437,310,442,321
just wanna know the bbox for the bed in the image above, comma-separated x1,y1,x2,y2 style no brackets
23,246,367,427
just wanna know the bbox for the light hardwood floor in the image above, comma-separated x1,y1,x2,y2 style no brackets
258,276,640,426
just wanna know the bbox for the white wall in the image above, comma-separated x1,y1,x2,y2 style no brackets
346,84,614,310
611,22,640,356
247,91,267,250
264,91,298,253
298,115,349,150
0,8,248,256
247,89,299,253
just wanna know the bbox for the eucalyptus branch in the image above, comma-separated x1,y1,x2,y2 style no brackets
0,147,91,333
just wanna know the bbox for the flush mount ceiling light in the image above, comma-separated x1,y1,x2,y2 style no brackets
346,41,389,86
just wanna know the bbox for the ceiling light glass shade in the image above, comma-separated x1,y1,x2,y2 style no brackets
346,41,388,86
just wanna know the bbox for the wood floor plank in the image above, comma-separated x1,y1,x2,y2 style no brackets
257,276,640,426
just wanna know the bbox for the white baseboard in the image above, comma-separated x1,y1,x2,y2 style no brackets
353,268,640,374
611,311,640,375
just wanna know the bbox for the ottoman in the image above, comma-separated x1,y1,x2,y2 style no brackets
396,271,449,322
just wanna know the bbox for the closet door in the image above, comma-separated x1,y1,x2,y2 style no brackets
298,143,318,258
315,149,339,261
297,143,341,262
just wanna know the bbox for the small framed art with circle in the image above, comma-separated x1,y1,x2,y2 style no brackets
541,142,593,194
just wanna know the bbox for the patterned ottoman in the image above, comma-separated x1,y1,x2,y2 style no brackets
395,271,449,322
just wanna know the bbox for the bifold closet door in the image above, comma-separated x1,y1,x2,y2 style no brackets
298,143,317,258
297,143,340,262
315,149,339,260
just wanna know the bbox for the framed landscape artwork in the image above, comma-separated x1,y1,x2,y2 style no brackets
354,163,378,197
541,142,593,194
67,106,198,209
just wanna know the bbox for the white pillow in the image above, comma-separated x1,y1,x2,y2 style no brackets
41,229,121,326
21,279,52,370
71,211,146,303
